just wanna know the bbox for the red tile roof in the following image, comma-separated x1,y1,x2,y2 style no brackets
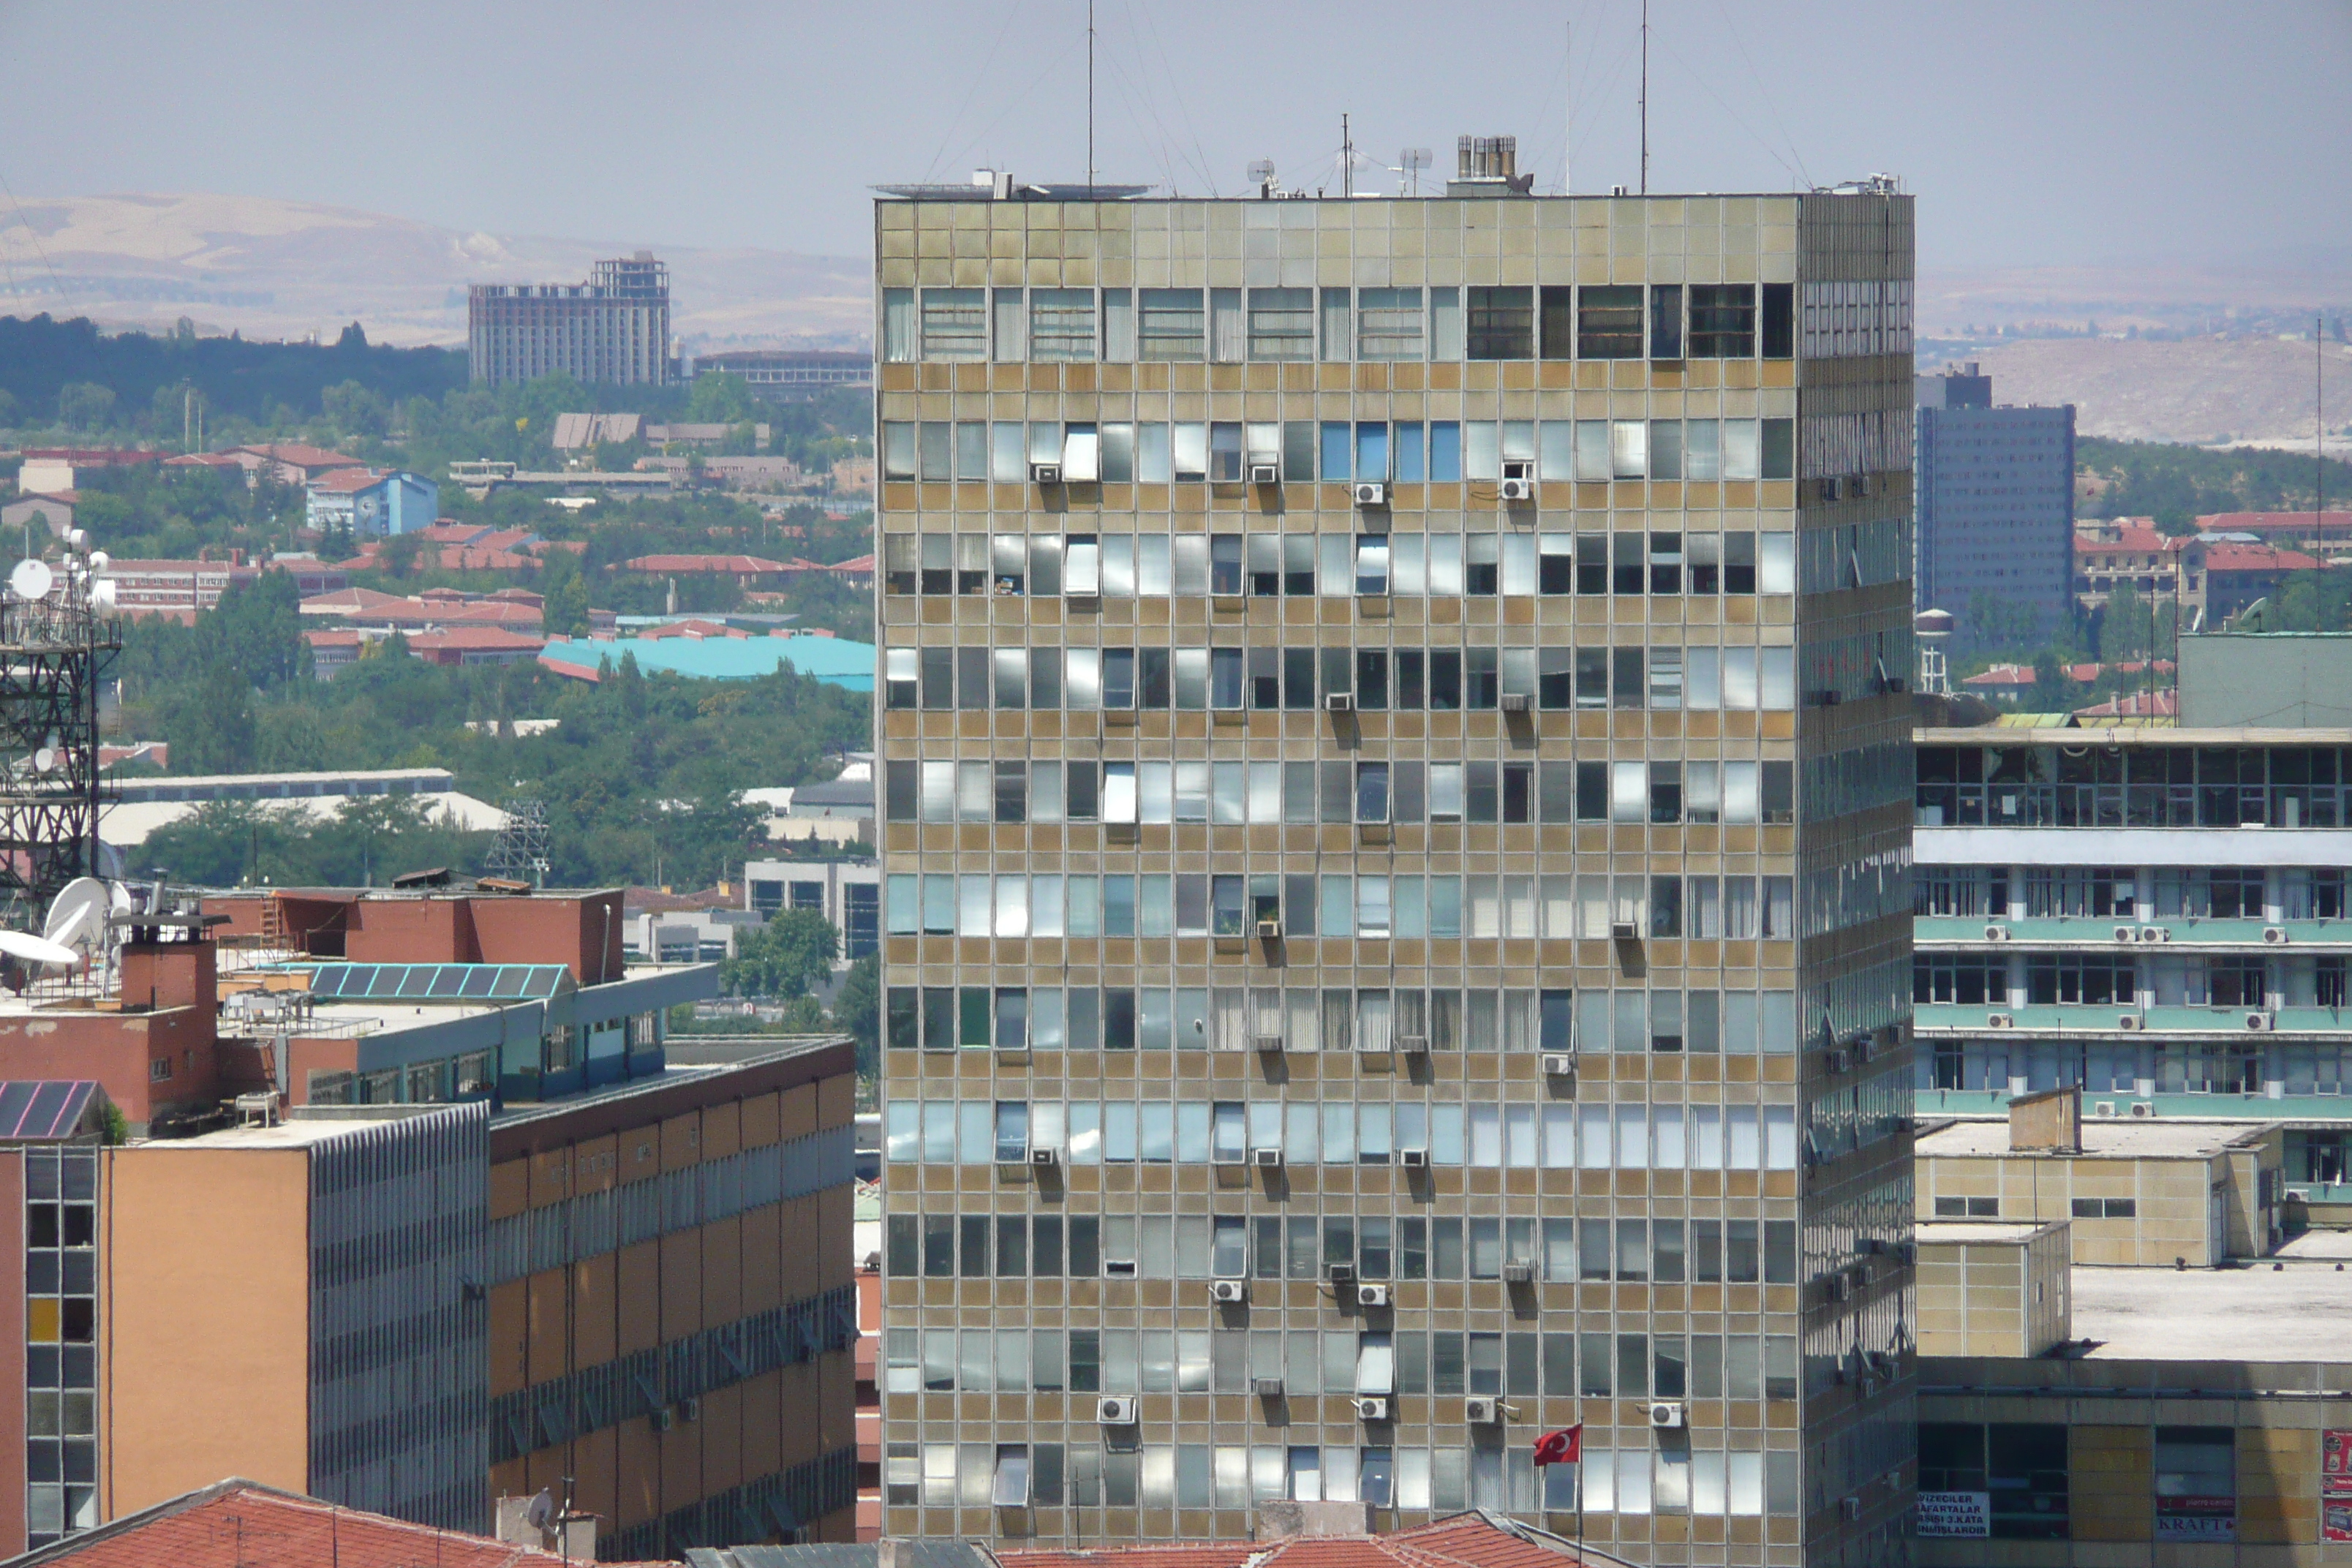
2073,526,2168,554
624,553,793,574
230,442,363,471
309,466,386,494
1962,663,2035,688
2199,540,2321,573
9,1477,663,1568
2198,510,2352,535
1002,1514,1594,1568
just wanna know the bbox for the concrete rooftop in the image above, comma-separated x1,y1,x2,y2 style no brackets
1915,1117,2269,1161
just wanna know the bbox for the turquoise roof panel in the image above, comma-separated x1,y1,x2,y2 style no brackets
536,633,875,690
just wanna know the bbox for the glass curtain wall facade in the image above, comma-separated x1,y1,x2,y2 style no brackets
874,186,1917,1567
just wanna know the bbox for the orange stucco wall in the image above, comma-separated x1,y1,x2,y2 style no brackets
98,1145,310,1516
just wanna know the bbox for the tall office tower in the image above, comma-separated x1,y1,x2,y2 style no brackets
872,149,1918,1567
468,252,671,387
1912,365,2073,630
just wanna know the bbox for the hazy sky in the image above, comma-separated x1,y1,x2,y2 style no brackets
1,0,2346,272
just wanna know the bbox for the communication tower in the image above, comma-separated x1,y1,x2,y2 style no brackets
0,536,120,923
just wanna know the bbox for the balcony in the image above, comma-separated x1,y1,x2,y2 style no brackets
1916,916,2352,951
1913,1002,2350,1039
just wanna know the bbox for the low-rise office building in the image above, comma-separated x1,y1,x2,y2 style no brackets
0,883,859,1558
1912,723,2352,1119
1915,1245,2352,1561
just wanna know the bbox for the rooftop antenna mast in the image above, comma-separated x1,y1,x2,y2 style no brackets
1640,0,1650,194
2320,314,2327,535
1086,0,1096,188
1563,20,1572,194
1342,113,1354,198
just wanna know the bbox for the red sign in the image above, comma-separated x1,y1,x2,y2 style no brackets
2325,1431,2352,1544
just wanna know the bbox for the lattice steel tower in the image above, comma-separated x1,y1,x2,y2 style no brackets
0,543,121,922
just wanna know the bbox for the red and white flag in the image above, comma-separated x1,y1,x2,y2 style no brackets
1532,1425,1583,1466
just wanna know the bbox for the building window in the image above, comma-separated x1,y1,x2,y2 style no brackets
1028,290,1096,362
1245,289,1313,361
2154,1428,2235,1541
1577,286,1645,358
23,1149,98,1549
1918,1422,2067,1539
1138,290,1205,361
1465,287,1533,361
919,289,987,361
148,1058,171,1082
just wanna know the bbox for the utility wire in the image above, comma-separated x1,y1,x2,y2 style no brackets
0,167,75,315
1708,0,1812,188
1654,34,1804,187
1126,0,1217,195
921,1,1028,184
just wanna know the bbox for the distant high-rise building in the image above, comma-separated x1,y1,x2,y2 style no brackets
872,148,1919,1564
1914,364,2074,628
469,254,671,387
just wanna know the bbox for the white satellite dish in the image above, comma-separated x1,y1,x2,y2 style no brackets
87,551,108,573
0,930,79,968
524,1488,557,1530
44,878,110,959
91,581,116,610
10,559,53,601
31,749,56,774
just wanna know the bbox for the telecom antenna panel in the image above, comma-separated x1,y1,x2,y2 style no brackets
0,537,119,921
486,798,553,888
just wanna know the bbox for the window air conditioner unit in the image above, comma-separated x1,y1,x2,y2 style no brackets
1850,1037,1873,1065
1500,693,1534,713
681,1397,701,1422
652,1408,674,1433
1501,460,1534,483
1256,916,1283,939
1988,1013,2013,1029
2129,1101,2157,1118
1824,1273,1850,1302
2118,1014,2141,1031
1324,693,1355,714
1648,1402,1686,1430
2093,1101,2117,1117
2245,1011,2272,1031
1096,1397,1138,1425
1984,924,2008,941
1253,1147,1284,1167
1353,482,1389,508
1252,1376,1286,1398
1611,921,1640,941
1327,1262,1357,1285
1030,1147,1060,1169
1397,1034,1429,1055
1840,1497,1863,1523
1253,1033,1286,1054
1497,478,1534,502
1030,461,1063,485
1541,1053,1577,1077
1398,1147,1430,1169
1825,1049,1850,1074
1357,1283,1392,1308
1353,1397,1391,1422
1464,1398,1502,1426
1103,1258,1138,1277
1210,1278,1248,1304
2264,926,2288,944
2114,926,2136,944
1501,1261,1537,1286
1249,463,1281,485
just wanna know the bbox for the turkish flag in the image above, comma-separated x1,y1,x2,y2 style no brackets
1532,1425,1583,1466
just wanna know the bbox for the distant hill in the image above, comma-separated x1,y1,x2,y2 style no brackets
1924,336,2352,453
0,192,870,349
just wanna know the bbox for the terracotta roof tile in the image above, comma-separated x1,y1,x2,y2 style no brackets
11,1478,665,1568
1000,1512,1593,1568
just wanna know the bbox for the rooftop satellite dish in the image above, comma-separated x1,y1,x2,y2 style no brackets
87,551,109,573
1400,148,1433,170
524,1489,557,1530
0,930,80,969
1247,159,1275,186
64,529,86,551
44,878,109,960
32,748,56,774
10,559,53,602
91,580,116,611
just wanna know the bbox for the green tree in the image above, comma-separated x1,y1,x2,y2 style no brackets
832,952,881,1083
169,662,257,773
542,571,592,638
2099,584,2153,663
722,909,839,999
2029,651,2072,714
685,372,757,427
57,381,116,431
321,379,391,439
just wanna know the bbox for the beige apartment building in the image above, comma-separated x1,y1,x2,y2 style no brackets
871,146,1917,1567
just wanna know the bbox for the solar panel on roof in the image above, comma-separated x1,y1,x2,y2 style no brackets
23,1083,70,1138
368,967,407,998
396,966,439,999
429,968,467,998
0,1082,36,1138
459,968,498,998
488,967,528,999
524,968,563,998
